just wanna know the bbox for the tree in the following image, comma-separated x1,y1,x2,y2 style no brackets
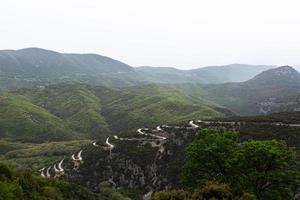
152,182,233,200
0,182,23,200
98,182,131,200
182,128,238,188
236,140,300,199
193,181,233,200
152,189,191,200
0,164,15,181
181,128,300,200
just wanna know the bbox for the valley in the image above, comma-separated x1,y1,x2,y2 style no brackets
1,48,300,199
31,117,300,199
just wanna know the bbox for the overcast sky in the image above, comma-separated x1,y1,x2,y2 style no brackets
1,0,300,69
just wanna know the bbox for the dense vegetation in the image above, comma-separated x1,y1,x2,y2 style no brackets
0,94,76,142
0,164,132,200
0,83,230,174
152,182,247,200
153,129,300,200
0,140,91,171
0,164,96,200
222,111,300,124
212,112,300,155
0,83,228,143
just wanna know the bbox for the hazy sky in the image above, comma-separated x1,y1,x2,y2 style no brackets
1,0,300,69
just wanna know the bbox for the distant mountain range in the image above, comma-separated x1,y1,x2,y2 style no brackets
3,65,300,143
0,48,133,76
136,64,276,84
196,66,300,115
0,48,139,90
0,48,278,91
0,48,300,117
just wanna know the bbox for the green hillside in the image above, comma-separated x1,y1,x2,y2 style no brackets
176,66,300,115
136,64,275,84
0,83,232,196
0,94,76,143
28,84,230,134
23,84,110,139
101,84,228,132
0,164,131,200
0,140,91,171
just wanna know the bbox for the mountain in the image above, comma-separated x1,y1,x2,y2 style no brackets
0,48,134,76
0,48,137,91
0,94,77,142
135,66,186,84
0,83,232,185
0,48,277,91
198,66,300,115
136,64,276,84
245,65,300,86
22,84,111,139
0,83,230,143
1,64,298,143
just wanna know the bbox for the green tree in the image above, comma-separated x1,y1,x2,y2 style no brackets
193,181,233,200
182,128,238,188
152,189,192,200
236,140,300,199
182,128,300,200
0,164,97,200
152,182,233,200
0,182,23,200
98,182,131,200
0,164,15,181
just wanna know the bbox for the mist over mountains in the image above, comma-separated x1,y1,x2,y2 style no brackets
199,66,300,115
0,48,279,91
136,64,276,84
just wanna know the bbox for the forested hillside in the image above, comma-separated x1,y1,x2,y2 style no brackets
178,66,300,115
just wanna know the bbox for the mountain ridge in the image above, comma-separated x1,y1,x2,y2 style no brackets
136,64,276,84
0,47,134,75
196,66,300,115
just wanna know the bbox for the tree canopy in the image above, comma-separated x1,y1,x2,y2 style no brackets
180,128,300,200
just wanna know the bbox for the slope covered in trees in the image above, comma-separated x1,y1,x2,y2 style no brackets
1,83,229,143
177,66,300,115
153,129,300,200
0,164,131,200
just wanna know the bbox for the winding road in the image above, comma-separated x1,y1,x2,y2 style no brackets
72,150,83,161
156,126,163,131
39,167,45,177
105,137,114,149
46,166,51,177
189,120,199,128
58,159,64,172
92,142,99,147
114,135,159,141
53,164,59,172
137,128,167,140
